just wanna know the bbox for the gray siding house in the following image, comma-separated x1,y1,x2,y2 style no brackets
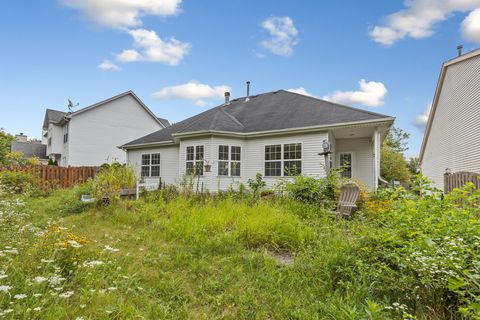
42,91,169,167
420,48,480,190
121,90,394,192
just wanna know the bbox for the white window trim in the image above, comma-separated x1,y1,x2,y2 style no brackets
264,142,303,177
141,153,161,177
338,151,356,178
185,144,205,176
217,145,241,177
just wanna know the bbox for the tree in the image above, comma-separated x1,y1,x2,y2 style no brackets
380,126,411,183
380,147,411,182
407,157,420,176
0,129,13,165
383,126,410,153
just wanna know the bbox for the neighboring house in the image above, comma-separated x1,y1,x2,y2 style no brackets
420,48,480,191
121,90,394,192
42,91,169,167
10,133,48,163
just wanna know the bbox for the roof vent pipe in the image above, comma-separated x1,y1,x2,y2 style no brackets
246,81,250,102
457,44,463,57
224,92,230,105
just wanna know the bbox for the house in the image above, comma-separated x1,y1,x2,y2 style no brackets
419,48,480,190
42,91,169,167
10,133,48,163
121,89,394,192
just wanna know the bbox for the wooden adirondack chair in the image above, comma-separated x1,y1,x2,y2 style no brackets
336,182,360,218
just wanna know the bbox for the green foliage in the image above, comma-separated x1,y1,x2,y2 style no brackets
0,171,35,194
247,173,266,197
357,181,480,318
407,157,420,176
380,146,411,182
92,162,136,202
380,126,411,183
283,172,338,208
383,126,410,153
0,128,13,164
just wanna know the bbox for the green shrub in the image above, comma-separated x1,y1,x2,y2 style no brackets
352,181,480,318
284,173,338,208
92,162,136,202
248,173,266,197
0,170,36,194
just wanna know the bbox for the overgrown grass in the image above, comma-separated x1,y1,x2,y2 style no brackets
1,179,479,319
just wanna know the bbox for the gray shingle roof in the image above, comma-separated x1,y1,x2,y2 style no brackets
11,141,47,159
43,109,68,129
122,90,393,147
157,117,171,127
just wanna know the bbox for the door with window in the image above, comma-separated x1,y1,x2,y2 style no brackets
338,152,354,179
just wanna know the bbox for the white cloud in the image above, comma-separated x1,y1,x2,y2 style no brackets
461,8,480,43
369,0,480,46
287,87,315,97
260,16,299,56
97,60,121,71
414,102,432,129
60,0,182,28
323,79,387,107
152,81,231,106
116,28,190,66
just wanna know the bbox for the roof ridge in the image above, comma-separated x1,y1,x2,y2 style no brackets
220,108,245,129
280,90,391,118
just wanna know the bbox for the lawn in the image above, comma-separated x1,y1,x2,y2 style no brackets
0,175,479,319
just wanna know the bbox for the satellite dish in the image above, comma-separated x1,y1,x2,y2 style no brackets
67,99,79,112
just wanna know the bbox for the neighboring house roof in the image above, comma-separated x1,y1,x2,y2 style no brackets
42,91,168,129
157,117,171,127
10,141,47,159
122,90,393,148
43,109,68,129
419,48,480,163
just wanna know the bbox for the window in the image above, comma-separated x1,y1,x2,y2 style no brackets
265,144,281,176
218,145,241,176
63,124,69,144
141,153,160,177
141,154,150,177
284,143,302,176
264,143,302,177
339,153,352,179
186,146,204,175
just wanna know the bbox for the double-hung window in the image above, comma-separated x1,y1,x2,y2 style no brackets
339,153,352,179
283,143,302,176
186,146,204,175
264,143,302,177
141,153,160,177
218,145,241,176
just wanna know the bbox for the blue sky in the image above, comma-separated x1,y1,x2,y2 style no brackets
1,0,480,156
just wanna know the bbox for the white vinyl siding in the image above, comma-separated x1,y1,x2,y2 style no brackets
127,145,179,188
336,138,374,189
67,94,162,166
422,55,480,190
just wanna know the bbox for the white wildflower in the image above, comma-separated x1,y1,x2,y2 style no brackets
59,291,74,298
83,260,104,268
33,307,41,312
0,285,12,292
34,276,47,283
104,245,120,252
67,240,82,248
14,294,27,299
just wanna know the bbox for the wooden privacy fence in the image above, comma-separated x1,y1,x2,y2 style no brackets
0,165,100,189
444,171,480,194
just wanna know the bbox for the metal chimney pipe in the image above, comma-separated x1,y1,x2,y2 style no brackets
224,92,230,105
457,45,463,57
246,81,251,102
